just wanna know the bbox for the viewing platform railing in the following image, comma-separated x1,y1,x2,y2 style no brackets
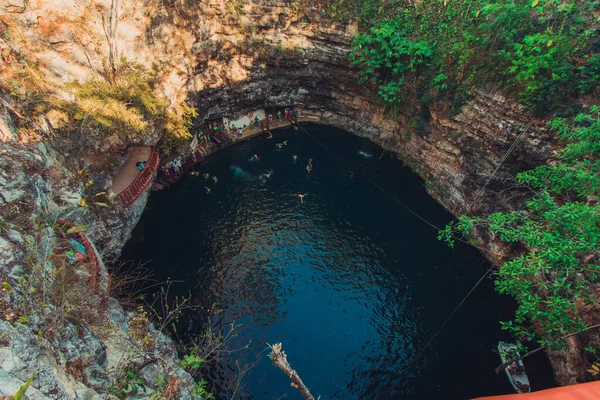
117,146,159,207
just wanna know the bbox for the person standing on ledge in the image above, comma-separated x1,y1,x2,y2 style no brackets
254,115,259,128
277,110,282,121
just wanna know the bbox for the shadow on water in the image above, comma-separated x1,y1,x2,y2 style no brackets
122,123,556,400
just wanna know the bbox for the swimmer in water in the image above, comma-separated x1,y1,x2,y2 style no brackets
262,170,272,183
297,194,306,203
275,143,283,149
249,154,260,161
293,126,299,131
292,154,298,163
306,158,313,173
267,132,273,139
212,175,218,183
203,173,210,179
205,187,211,194
283,140,288,146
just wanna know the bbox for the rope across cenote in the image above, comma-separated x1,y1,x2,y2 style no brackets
295,123,501,365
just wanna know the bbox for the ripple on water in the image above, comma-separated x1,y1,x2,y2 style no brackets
121,124,555,400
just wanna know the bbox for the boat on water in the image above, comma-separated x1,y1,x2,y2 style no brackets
498,341,531,393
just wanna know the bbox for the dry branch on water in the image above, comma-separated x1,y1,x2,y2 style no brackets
269,343,318,400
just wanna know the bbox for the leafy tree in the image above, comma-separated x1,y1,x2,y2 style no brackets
349,16,434,103
349,0,600,113
440,107,600,349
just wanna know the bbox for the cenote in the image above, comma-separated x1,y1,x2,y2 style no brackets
121,124,555,399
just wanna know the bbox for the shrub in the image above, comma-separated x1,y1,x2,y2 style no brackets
440,107,600,349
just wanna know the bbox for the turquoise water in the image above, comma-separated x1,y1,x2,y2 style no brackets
121,124,555,399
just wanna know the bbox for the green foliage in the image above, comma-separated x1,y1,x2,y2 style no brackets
437,215,481,249
109,366,148,399
13,372,37,400
321,0,409,26
181,354,205,370
350,17,434,103
441,108,600,349
190,379,214,400
349,0,600,113
57,63,196,140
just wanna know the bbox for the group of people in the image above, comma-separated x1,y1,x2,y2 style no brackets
198,129,212,144
244,133,314,201
160,107,305,183
162,157,183,176
224,106,302,138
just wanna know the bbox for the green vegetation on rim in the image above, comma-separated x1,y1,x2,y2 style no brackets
345,0,600,352
439,109,600,350
349,0,600,114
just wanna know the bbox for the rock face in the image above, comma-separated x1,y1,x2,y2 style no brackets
0,0,587,396
0,140,195,398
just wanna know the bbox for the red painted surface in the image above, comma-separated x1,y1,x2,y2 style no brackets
473,381,600,400
117,146,159,207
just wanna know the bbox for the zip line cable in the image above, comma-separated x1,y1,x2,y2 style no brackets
296,123,506,258
411,259,496,362
295,122,500,362
290,124,525,368
468,116,535,211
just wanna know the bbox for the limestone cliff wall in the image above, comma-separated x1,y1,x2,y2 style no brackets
0,0,587,396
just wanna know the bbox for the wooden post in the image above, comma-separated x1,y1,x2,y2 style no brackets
269,343,317,400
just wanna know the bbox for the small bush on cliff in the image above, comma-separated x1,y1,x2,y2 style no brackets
440,107,600,350
60,64,196,140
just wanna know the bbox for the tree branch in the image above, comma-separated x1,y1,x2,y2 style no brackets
269,343,316,400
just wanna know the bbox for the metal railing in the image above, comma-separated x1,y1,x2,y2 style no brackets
117,146,159,207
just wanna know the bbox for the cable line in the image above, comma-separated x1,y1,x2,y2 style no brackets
468,116,535,211
297,123,506,258
412,260,496,362
295,123,502,367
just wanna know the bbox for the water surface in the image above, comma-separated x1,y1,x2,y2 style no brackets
122,124,554,399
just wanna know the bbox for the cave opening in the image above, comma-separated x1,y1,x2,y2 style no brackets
121,123,555,399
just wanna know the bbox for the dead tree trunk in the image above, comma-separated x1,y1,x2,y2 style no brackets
269,343,317,400
101,0,120,83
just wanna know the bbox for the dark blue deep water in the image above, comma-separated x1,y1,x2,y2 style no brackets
121,124,555,400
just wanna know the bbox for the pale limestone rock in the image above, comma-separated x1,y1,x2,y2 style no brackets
0,0,26,13
0,237,18,267
0,321,88,398
0,369,50,399
0,171,28,203
0,114,17,142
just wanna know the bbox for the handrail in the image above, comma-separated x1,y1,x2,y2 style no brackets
117,146,160,207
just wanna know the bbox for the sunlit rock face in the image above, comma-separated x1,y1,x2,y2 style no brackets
0,0,578,395
1,0,554,251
